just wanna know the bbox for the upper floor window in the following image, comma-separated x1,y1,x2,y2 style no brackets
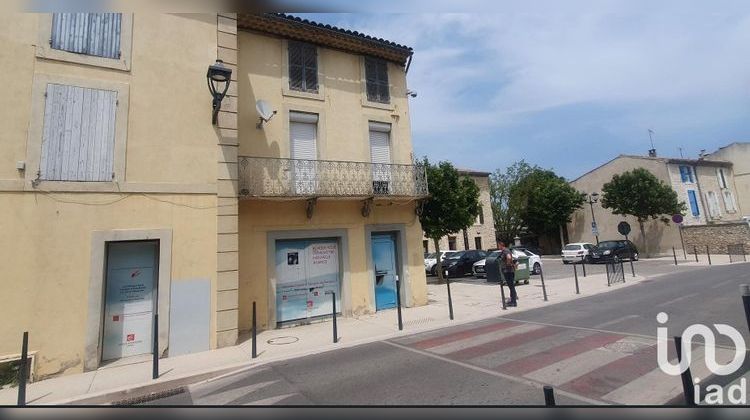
679,165,694,183
40,83,118,181
476,205,485,225
687,190,700,217
288,41,318,93
706,191,721,218
723,190,738,213
51,13,123,59
365,57,390,103
716,167,728,189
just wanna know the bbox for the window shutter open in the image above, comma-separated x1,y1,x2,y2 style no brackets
51,13,122,59
40,84,117,181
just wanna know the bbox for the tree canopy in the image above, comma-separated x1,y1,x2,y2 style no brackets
489,161,537,244
601,168,686,224
511,169,585,236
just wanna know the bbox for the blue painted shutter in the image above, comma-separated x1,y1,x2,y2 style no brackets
687,190,700,216
51,13,122,59
679,166,688,183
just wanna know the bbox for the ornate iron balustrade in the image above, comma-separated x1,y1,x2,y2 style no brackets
238,156,429,199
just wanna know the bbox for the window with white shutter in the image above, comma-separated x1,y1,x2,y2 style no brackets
289,112,318,194
369,121,392,194
40,84,118,181
288,42,318,93
51,13,122,59
706,191,721,218
723,190,737,213
716,167,728,189
365,57,390,104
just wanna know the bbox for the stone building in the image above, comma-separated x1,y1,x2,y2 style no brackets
422,168,497,253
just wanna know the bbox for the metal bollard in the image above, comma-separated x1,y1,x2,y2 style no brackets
17,331,28,406
153,313,159,380
540,268,548,301
706,245,712,266
332,292,338,344
396,279,403,331
581,256,587,277
446,273,454,321
674,336,696,406
251,301,257,358
543,385,556,406
629,252,635,278
694,246,699,263
741,284,750,334
573,264,580,294
621,260,626,283
673,247,678,266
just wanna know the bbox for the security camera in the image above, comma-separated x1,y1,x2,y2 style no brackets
406,90,417,98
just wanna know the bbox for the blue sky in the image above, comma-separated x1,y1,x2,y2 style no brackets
298,2,750,180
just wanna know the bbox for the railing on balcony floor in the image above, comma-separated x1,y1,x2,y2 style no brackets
238,156,429,199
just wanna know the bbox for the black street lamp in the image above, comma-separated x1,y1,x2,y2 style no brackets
207,59,233,125
584,192,600,245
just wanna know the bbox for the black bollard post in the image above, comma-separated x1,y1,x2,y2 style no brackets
694,246,699,263
152,313,159,380
674,336,696,406
499,273,507,310
673,247,678,266
396,278,403,331
17,331,28,406
573,263,580,294
606,263,611,287
446,275,454,321
621,259,626,283
706,245,712,266
543,385,556,406
540,268,548,302
332,292,338,344
629,251,635,278
581,256,587,277
251,301,257,358
741,284,750,334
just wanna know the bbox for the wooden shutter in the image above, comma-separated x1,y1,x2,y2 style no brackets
688,190,700,216
288,42,318,93
51,13,122,59
40,84,117,181
365,57,390,103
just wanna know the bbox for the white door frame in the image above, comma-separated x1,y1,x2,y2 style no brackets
85,229,172,371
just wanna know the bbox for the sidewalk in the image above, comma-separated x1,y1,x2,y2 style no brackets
0,269,649,405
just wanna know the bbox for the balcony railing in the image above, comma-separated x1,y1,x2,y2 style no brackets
238,156,429,199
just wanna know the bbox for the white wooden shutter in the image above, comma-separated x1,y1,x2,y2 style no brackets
723,190,737,212
40,84,117,181
51,13,122,59
705,191,721,218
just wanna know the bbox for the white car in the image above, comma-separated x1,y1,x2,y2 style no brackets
561,242,595,264
424,251,457,276
472,248,543,278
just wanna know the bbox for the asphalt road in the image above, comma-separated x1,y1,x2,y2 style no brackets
145,262,750,406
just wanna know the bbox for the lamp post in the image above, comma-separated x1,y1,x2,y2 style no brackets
207,59,233,125
585,192,600,245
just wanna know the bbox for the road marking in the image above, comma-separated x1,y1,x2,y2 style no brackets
711,279,735,289
243,393,297,405
384,340,606,405
594,315,640,329
192,380,279,405
656,293,699,307
428,323,542,355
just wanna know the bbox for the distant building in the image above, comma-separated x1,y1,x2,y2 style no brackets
422,168,497,253
705,142,750,220
567,152,745,256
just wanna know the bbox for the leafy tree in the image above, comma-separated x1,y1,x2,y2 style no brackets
601,168,686,256
489,161,537,244
419,159,481,281
511,169,585,246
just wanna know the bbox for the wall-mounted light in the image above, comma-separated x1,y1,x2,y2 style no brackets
207,59,233,125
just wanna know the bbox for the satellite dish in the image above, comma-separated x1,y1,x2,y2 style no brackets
256,99,276,124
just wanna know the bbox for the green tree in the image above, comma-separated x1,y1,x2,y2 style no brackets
512,169,585,247
419,159,481,281
601,168,686,257
489,161,537,244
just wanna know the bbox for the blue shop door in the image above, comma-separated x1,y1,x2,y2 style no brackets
372,234,398,310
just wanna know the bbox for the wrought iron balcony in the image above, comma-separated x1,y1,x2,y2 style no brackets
238,156,429,199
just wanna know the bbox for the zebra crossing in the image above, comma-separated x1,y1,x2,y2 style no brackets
180,367,307,405
391,318,748,405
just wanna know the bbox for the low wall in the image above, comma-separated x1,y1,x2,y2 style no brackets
681,222,750,254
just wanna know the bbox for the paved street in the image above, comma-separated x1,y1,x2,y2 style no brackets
143,261,750,406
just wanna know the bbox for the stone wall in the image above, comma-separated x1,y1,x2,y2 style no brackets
681,222,750,254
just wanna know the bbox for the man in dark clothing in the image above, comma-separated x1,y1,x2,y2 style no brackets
498,242,518,307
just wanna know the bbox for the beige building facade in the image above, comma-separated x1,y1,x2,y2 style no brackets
567,154,742,257
423,169,497,253
706,142,750,220
0,13,428,382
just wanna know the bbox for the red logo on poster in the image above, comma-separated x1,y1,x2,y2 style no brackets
307,300,313,308
113,315,120,322
126,334,135,342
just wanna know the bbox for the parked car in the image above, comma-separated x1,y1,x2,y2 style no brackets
444,250,487,278
424,251,458,276
472,249,532,283
511,246,544,274
561,242,595,264
590,240,639,263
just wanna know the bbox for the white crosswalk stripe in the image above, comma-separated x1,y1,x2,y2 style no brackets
429,324,542,354
243,393,298,405
192,380,279,405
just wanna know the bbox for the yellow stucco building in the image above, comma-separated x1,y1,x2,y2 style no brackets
0,12,427,381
